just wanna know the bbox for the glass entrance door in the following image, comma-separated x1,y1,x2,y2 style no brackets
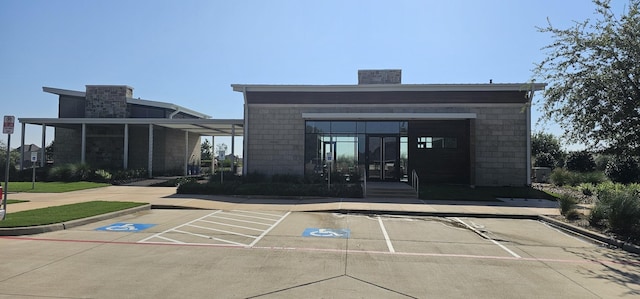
367,136,399,181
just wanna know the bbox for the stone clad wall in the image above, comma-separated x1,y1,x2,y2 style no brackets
53,127,82,165
246,103,529,186
85,85,132,118
473,106,528,186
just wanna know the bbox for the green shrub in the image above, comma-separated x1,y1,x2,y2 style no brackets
48,165,72,182
558,193,578,216
534,152,557,168
577,171,608,185
593,187,640,239
605,156,640,184
594,154,612,171
578,183,595,196
94,169,112,182
177,180,363,198
271,174,304,184
242,172,267,183
550,168,606,186
565,151,596,172
550,168,571,186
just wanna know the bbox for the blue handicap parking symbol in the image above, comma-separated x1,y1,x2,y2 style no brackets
302,228,350,238
95,223,156,232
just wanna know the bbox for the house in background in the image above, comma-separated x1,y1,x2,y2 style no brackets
19,85,243,176
16,144,42,167
233,70,546,186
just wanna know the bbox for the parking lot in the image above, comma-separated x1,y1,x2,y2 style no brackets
1,209,639,298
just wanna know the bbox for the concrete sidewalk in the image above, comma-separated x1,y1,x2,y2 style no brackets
3,184,561,216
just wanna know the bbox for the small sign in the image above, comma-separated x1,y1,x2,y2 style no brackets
30,152,38,162
218,150,225,160
325,152,333,162
95,223,156,232
302,228,350,238
3,115,14,134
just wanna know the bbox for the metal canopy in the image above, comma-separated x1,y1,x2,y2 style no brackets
18,118,244,137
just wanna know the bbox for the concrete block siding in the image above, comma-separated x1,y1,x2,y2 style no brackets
247,103,528,186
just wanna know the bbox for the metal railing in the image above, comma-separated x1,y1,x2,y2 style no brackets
411,169,419,198
363,167,367,198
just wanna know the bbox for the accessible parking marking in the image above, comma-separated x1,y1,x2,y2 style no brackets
138,210,290,247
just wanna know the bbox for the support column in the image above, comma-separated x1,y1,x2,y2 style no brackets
20,122,25,171
184,131,189,176
41,124,46,167
148,124,153,178
231,125,236,174
81,123,86,164
211,136,216,175
123,124,129,169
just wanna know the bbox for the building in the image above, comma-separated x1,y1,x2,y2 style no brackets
19,70,544,186
233,70,545,186
19,85,243,176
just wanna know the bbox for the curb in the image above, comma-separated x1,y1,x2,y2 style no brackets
538,215,640,255
0,204,151,236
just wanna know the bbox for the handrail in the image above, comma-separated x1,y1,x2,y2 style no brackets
411,169,419,198
363,167,367,198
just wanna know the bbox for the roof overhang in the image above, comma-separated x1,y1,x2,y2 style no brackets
18,118,243,137
42,86,211,119
232,83,547,93
301,113,477,120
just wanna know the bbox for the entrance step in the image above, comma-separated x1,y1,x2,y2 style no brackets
364,182,418,199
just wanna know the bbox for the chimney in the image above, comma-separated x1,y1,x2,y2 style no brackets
358,69,402,84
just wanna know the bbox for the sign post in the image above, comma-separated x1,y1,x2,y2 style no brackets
2,115,15,220
31,152,38,189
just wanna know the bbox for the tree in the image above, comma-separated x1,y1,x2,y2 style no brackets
45,140,55,162
531,132,564,167
534,0,640,155
201,139,212,160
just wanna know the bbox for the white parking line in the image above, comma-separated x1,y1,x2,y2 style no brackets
198,219,265,232
186,224,259,239
452,217,521,259
208,215,273,226
248,211,291,247
138,210,223,243
377,216,395,253
138,210,290,247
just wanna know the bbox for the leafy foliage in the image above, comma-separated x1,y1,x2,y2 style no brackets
531,132,564,167
550,168,607,186
201,139,212,160
605,155,640,183
534,0,640,155
565,151,596,172
591,186,640,239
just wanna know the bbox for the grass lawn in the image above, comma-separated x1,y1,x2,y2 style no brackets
3,181,110,193
420,185,558,201
0,201,147,228
6,200,29,204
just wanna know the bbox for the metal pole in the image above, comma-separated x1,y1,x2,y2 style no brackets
31,160,36,189
3,133,11,218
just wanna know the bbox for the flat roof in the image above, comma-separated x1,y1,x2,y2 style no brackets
232,83,546,93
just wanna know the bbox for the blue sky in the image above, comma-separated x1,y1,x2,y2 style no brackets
0,0,628,151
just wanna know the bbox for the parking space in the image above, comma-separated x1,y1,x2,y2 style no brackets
139,210,290,247
2,209,639,298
